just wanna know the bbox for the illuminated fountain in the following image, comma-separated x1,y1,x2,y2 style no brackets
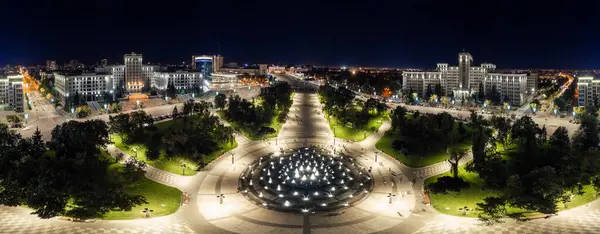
239,148,373,213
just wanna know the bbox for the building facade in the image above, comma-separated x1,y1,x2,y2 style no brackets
191,55,215,82
577,76,599,107
402,52,533,105
54,72,113,104
0,75,24,112
151,71,203,91
124,53,143,92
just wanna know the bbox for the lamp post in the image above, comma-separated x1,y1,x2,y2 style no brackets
231,152,235,165
181,163,186,175
333,125,336,147
375,151,379,162
388,193,396,204
132,146,138,158
24,113,28,124
143,208,154,218
217,194,225,204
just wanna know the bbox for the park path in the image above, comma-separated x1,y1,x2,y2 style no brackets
106,145,193,191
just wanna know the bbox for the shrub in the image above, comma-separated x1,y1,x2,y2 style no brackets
392,140,404,151
426,176,470,194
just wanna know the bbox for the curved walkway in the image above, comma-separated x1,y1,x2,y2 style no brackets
2,89,599,234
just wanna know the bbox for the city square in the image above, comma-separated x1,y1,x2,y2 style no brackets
2,1,600,233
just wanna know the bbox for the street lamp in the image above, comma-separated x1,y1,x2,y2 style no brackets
142,208,154,218
24,113,28,124
375,151,379,162
217,194,225,204
132,146,139,158
388,193,396,204
231,152,235,165
181,163,186,175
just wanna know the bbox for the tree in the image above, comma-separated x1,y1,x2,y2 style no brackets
110,103,122,113
166,82,177,98
0,121,147,219
214,93,227,110
145,133,162,161
490,115,511,147
434,83,443,96
448,148,468,178
572,114,599,151
172,106,179,118
129,111,154,141
122,159,147,184
554,98,567,112
108,113,131,142
505,166,564,215
478,82,485,102
425,84,433,101
477,196,508,225
76,105,91,118
391,106,408,131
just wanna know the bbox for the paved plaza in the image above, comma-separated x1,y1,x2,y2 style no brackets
2,84,600,234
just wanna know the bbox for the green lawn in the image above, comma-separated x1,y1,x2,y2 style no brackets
100,151,182,220
376,131,471,168
425,164,599,218
111,134,238,176
328,113,387,142
216,110,282,140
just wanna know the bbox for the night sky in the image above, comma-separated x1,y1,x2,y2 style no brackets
1,0,599,68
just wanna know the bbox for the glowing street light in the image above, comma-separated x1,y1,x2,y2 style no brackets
217,194,225,204
388,193,396,204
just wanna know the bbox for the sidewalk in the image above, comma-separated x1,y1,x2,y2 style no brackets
106,145,192,190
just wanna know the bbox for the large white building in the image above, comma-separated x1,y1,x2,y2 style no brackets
0,74,24,112
151,71,203,91
402,52,536,105
97,53,163,94
124,53,144,92
577,76,599,107
54,72,113,104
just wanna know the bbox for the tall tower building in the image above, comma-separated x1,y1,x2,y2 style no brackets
124,53,143,92
458,52,472,90
191,55,214,82
213,55,223,73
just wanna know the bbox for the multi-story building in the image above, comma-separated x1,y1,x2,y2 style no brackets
54,72,113,104
527,72,538,94
124,53,143,92
402,52,534,105
191,55,227,79
151,71,203,91
211,73,238,89
577,76,599,106
0,74,24,112
214,55,223,73
46,60,57,71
